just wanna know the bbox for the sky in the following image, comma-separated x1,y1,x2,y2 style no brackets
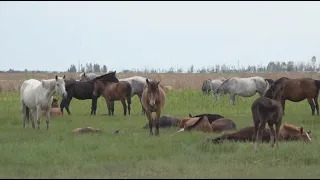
1,1,320,72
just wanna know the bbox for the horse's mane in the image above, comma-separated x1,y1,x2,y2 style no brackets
274,77,290,85
282,123,301,134
90,71,117,83
41,78,57,88
218,77,234,87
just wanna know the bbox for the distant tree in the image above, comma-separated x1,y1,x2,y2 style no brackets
93,63,100,73
67,64,77,73
286,61,294,72
188,65,194,73
101,65,107,73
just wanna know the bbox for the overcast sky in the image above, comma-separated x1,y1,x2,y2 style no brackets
1,1,320,72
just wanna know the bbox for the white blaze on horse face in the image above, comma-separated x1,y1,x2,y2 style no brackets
149,93,156,107
305,132,312,141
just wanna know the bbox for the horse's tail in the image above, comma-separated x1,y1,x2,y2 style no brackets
314,80,320,92
25,106,30,122
126,83,132,105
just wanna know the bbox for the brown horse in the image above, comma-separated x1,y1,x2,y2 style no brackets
264,77,320,116
252,84,284,152
211,118,237,132
141,79,166,136
208,123,312,144
177,116,213,133
93,79,132,116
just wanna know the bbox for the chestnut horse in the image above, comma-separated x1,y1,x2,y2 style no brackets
93,79,132,116
141,79,166,136
208,123,312,144
264,77,320,116
178,117,236,133
252,84,284,152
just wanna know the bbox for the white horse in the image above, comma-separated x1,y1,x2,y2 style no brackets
214,76,271,105
210,78,226,100
20,75,67,130
79,72,99,82
79,72,150,115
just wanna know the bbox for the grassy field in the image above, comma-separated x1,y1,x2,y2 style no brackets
1,89,320,178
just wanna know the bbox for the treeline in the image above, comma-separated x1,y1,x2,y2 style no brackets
2,56,319,74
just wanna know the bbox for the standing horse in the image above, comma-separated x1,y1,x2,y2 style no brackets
79,72,99,82
93,79,132,116
214,76,271,105
20,75,67,130
79,73,149,115
211,78,226,100
142,79,166,136
60,72,119,115
251,84,284,152
264,77,320,116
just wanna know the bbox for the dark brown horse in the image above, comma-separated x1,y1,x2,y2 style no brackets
264,77,320,116
93,79,132,116
208,123,312,144
141,79,166,136
252,84,284,152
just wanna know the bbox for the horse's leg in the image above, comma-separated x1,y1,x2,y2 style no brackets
268,122,275,148
30,109,36,129
90,96,97,115
307,98,316,116
255,121,266,152
146,111,153,136
21,101,27,128
155,109,161,136
110,101,115,116
105,96,112,116
281,100,286,116
45,108,51,130
275,122,281,148
65,97,72,115
230,94,236,105
138,95,146,115
36,105,41,130
121,98,127,116
314,97,320,116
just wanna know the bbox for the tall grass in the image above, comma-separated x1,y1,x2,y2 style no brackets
0,90,319,178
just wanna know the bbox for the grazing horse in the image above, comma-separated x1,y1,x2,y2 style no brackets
20,75,67,130
202,79,212,95
188,113,224,124
142,79,166,136
264,77,320,116
251,84,284,152
93,79,132,116
208,123,312,144
211,78,226,100
60,72,119,115
214,76,271,105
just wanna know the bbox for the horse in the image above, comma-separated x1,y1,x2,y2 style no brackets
188,113,224,124
93,79,132,116
79,74,149,116
20,75,67,130
60,72,119,115
208,123,312,144
211,118,237,132
211,78,226,100
264,77,320,116
79,72,99,82
176,116,213,133
214,76,271,105
201,79,212,95
251,84,284,152
142,115,181,129
141,79,166,136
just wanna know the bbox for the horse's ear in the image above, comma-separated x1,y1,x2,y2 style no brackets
55,75,58,81
189,114,192,118
308,130,312,134
156,80,161,86
300,127,304,134
146,79,150,85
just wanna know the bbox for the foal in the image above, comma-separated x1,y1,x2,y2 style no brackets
93,79,132,116
141,79,166,136
252,84,285,152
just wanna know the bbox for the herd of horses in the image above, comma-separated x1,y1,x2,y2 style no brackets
18,71,319,151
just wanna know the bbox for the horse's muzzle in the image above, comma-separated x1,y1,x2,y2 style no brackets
62,93,68,98
150,104,157,112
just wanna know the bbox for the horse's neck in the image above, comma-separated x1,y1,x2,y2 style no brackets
41,79,56,99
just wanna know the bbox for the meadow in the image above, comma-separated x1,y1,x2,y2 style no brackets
1,87,320,178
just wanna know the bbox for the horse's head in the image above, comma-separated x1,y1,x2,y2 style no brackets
93,80,104,96
214,80,228,94
79,72,90,82
298,127,312,143
146,79,161,111
55,75,67,98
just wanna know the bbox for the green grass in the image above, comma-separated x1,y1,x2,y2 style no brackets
1,90,320,178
